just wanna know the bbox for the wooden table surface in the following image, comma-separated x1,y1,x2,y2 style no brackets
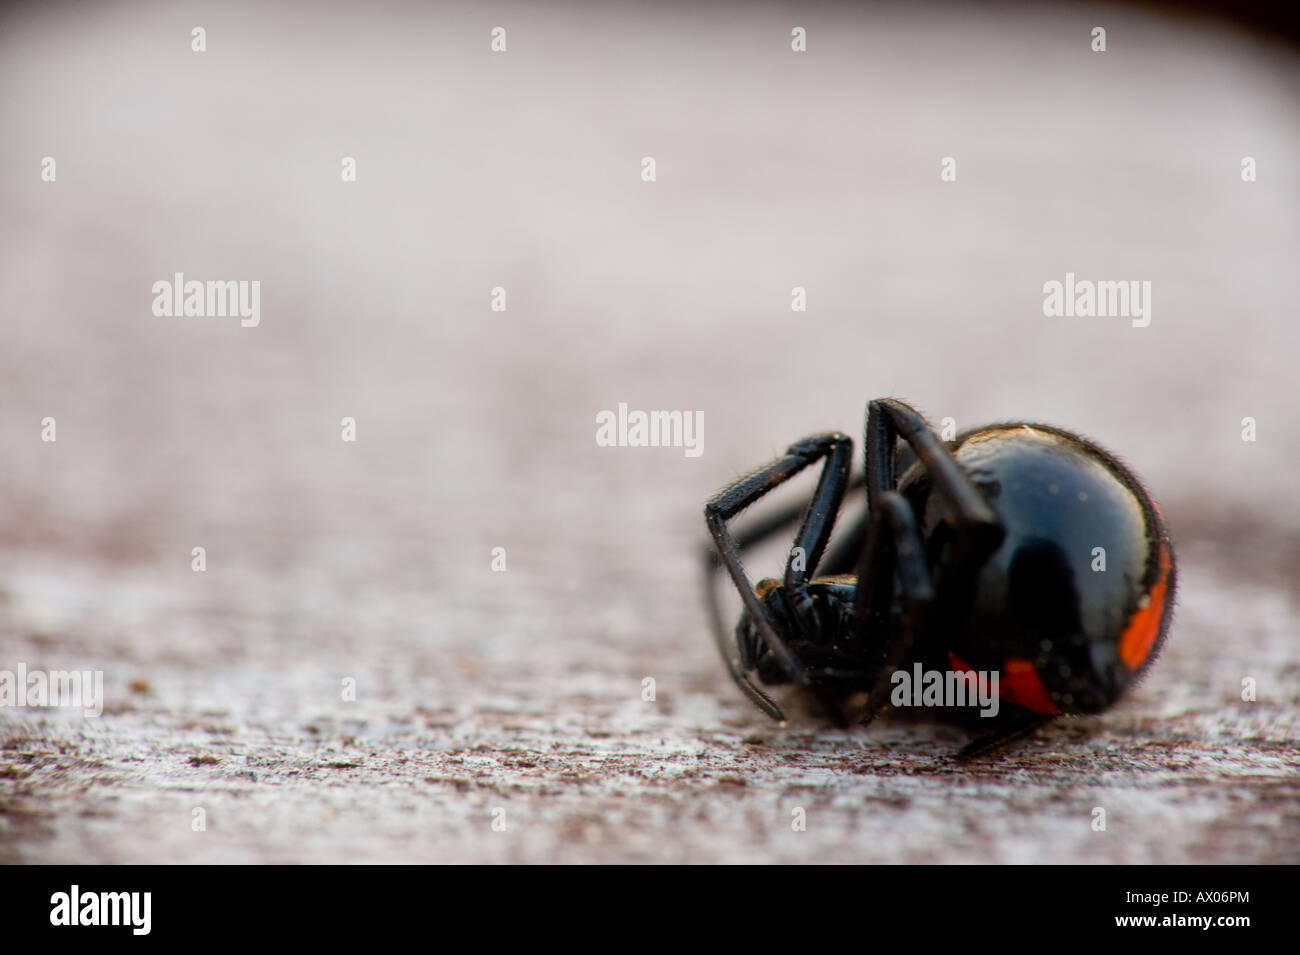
1,1,1297,863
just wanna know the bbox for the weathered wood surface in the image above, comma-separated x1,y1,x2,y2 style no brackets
1,2,1297,864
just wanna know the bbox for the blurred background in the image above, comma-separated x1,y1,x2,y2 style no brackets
1,0,1296,863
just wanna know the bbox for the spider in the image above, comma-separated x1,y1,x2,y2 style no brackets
702,398,1176,758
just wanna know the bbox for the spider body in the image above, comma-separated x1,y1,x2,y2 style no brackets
703,399,1176,757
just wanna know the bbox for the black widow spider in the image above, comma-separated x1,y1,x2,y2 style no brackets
703,398,1176,758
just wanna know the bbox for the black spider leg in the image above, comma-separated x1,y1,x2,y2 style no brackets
852,399,1004,725
701,457,903,580
702,555,783,718
703,472,865,568
703,475,870,697
852,490,936,724
953,710,1051,761
816,446,911,577
704,432,854,724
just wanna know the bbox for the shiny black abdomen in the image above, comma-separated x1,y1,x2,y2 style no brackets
898,424,1174,713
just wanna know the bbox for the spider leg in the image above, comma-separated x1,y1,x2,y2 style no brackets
953,712,1053,761
703,431,853,722
850,399,1005,722
815,506,867,576
702,555,783,720
854,491,935,725
812,443,915,576
858,399,1002,614
703,472,864,569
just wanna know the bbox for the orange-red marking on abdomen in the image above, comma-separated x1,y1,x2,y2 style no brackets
1119,543,1172,671
949,653,1060,715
